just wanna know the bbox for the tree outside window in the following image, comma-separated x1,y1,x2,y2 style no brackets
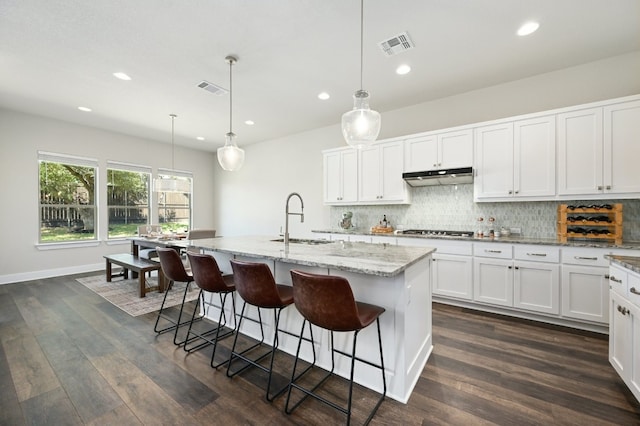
39,159,96,242
107,168,150,238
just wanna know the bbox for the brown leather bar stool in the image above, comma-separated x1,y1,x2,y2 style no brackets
154,247,197,346
184,252,237,368
286,270,386,425
226,259,307,401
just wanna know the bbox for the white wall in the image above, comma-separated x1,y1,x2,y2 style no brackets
2,51,640,283
0,110,217,283
212,51,640,237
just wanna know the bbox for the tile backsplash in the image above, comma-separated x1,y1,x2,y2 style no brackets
329,184,640,241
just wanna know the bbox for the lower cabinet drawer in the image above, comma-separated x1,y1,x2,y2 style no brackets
474,243,512,259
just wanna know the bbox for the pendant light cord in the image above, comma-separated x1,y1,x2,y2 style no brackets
229,58,233,135
359,0,364,91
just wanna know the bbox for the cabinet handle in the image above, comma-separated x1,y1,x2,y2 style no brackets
606,185,611,190
609,275,622,284
485,249,502,253
574,256,598,261
526,252,547,257
617,305,629,315
514,266,519,270
508,190,513,195
508,265,512,269
597,185,603,190
433,163,437,167
515,190,519,194
631,287,640,295
605,274,610,279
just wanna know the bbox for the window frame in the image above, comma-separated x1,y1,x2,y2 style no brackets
106,160,152,240
156,168,193,232
37,151,99,245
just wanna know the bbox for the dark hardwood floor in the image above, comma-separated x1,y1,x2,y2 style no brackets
1,273,639,425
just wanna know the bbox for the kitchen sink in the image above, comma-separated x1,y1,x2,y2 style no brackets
270,238,332,245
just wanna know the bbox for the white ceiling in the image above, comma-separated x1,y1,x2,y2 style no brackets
1,0,639,152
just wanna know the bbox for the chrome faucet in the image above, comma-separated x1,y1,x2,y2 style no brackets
284,192,304,245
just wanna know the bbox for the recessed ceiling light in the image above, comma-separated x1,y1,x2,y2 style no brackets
517,21,540,36
113,72,132,81
196,136,205,141
318,92,330,100
396,64,411,75
245,120,254,126
77,106,92,112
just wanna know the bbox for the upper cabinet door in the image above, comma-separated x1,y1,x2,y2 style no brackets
359,141,408,203
604,100,640,194
474,123,514,199
438,129,473,169
404,135,438,172
557,108,603,195
358,145,382,202
380,141,406,202
323,148,358,204
403,130,472,172
513,116,556,197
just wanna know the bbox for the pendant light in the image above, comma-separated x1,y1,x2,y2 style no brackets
217,55,245,171
341,0,381,150
154,114,191,193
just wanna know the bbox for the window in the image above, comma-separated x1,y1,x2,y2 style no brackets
107,161,151,239
156,169,192,232
38,152,98,243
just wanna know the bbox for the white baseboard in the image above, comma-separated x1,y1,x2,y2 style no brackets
0,263,104,285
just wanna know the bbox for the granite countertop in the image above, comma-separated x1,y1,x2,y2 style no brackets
312,229,640,250
606,255,640,274
172,235,435,277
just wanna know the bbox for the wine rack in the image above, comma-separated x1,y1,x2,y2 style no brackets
557,203,623,244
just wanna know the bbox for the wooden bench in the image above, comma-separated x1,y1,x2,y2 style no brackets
104,253,165,298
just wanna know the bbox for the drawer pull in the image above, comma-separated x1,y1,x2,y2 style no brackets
609,275,623,284
631,287,640,295
526,252,547,257
617,305,629,315
485,249,502,254
574,256,598,261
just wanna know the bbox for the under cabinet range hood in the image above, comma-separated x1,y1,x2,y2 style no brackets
402,167,473,187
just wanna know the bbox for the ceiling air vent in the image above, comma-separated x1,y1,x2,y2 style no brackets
197,80,229,96
378,31,415,56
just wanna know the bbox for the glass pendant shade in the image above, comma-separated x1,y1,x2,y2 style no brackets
154,114,192,193
217,132,245,171
217,55,245,171
342,89,381,150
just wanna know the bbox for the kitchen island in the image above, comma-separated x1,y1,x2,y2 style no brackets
173,235,435,403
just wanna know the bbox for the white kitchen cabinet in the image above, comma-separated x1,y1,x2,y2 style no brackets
557,107,603,196
404,129,472,172
474,123,513,199
323,148,357,204
513,116,556,198
604,100,640,194
474,116,555,200
609,289,640,402
358,140,409,204
561,264,609,324
473,257,513,307
558,100,640,197
513,260,560,315
399,237,473,301
433,254,473,300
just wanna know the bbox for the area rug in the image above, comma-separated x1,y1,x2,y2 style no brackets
76,274,199,317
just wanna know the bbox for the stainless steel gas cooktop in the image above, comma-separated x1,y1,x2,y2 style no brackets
402,229,474,237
